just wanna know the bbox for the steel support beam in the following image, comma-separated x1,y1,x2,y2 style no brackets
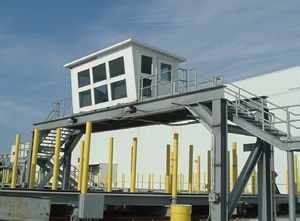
210,99,228,221
24,131,34,187
228,139,263,218
258,142,273,221
62,152,71,190
287,151,296,221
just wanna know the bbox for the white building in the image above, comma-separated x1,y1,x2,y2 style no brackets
64,40,299,194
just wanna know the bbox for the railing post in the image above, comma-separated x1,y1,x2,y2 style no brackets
261,98,265,131
286,107,291,141
140,78,143,101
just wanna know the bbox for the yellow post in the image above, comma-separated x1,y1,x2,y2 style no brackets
197,155,200,193
122,173,125,188
6,170,10,183
227,151,230,193
152,173,154,190
166,144,171,193
159,174,162,190
97,172,100,187
20,169,23,185
148,174,151,190
171,151,174,191
2,169,6,183
294,155,298,194
114,173,117,188
130,138,138,192
232,142,238,190
77,141,85,191
141,174,144,189
251,170,256,194
104,173,108,188
180,173,182,191
193,173,195,192
207,150,211,193
188,145,193,194
203,171,206,192
107,137,114,192
245,185,248,194
81,121,92,194
11,134,21,188
172,133,179,202
29,129,40,189
52,128,61,190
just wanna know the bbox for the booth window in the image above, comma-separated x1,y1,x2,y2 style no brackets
109,57,125,78
111,80,127,100
142,78,152,97
160,63,172,81
94,85,108,104
141,55,152,75
78,69,90,87
93,63,107,83
79,90,92,107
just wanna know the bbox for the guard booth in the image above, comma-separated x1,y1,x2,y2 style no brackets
64,39,186,114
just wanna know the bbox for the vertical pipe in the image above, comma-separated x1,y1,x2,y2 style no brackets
232,142,238,190
2,169,6,183
287,151,296,221
122,173,125,188
166,144,171,193
104,173,107,188
141,174,144,189
172,133,179,204
228,151,230,193
20,169,23,185
197,156,200,193
89,172,92,187
97,172,100,187
52,128,61,190
188,145,193,194
29,129,40,189
148,174,151,190
107,137,114,192
114,173,117,188
251,170,256,194
159,174,162,190
11,134,21,188
207,150,211,193
294,155,298,194
77,141,85,191
203,171,206,193
81,121,92,194
130,138,138,192
193,172,195,192
6,170,10,183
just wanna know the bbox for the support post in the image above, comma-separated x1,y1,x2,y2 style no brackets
294,155,298,194
81,121,92,194
231,142,238,190
62,147,71,190
29,129,40,189
172,133,179,204
207,150,211,193
52,129,61,190
107,137,114,192
287,151,296,221
77,141,85,191
130,137,137,192
210,99,228,221
166,144,171,193
197,155,200,193
188,145,193,194
11,134,21,188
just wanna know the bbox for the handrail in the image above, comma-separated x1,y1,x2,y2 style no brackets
45,98,72,121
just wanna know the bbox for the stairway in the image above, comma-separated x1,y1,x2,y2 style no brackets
184,78,300,151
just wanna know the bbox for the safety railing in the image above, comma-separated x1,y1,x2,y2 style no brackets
45,98,72,121
222,80,300,139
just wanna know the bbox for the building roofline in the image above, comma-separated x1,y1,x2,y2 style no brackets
64,38,186,69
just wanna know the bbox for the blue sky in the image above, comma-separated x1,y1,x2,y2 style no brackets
0,0,300,153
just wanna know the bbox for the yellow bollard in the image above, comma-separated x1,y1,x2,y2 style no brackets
207,150,211,193
77,141,85,191
203,171,206,193
6,170,10,184
141,174,144,189
188,145,193,194
170,204,192,221
11,134,21,188
107,137,114,192
251,170,256,194
172,133,179,202
148,174,151,190
52,128,61,190
294,155,298,194
228,151,230,193
29,129,40,189
122,173,125,189
166,144,171,193
152,173,154,190
197,155,200,193
193,173,195,192
114,173,117,188
89,172,92,187
104,173,108,188
81,121,92,194
231,142,238,190
97,172,100,187
130,138,138,192
2,169,6,183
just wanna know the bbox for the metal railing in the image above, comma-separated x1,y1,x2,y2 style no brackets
45,98,72,121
